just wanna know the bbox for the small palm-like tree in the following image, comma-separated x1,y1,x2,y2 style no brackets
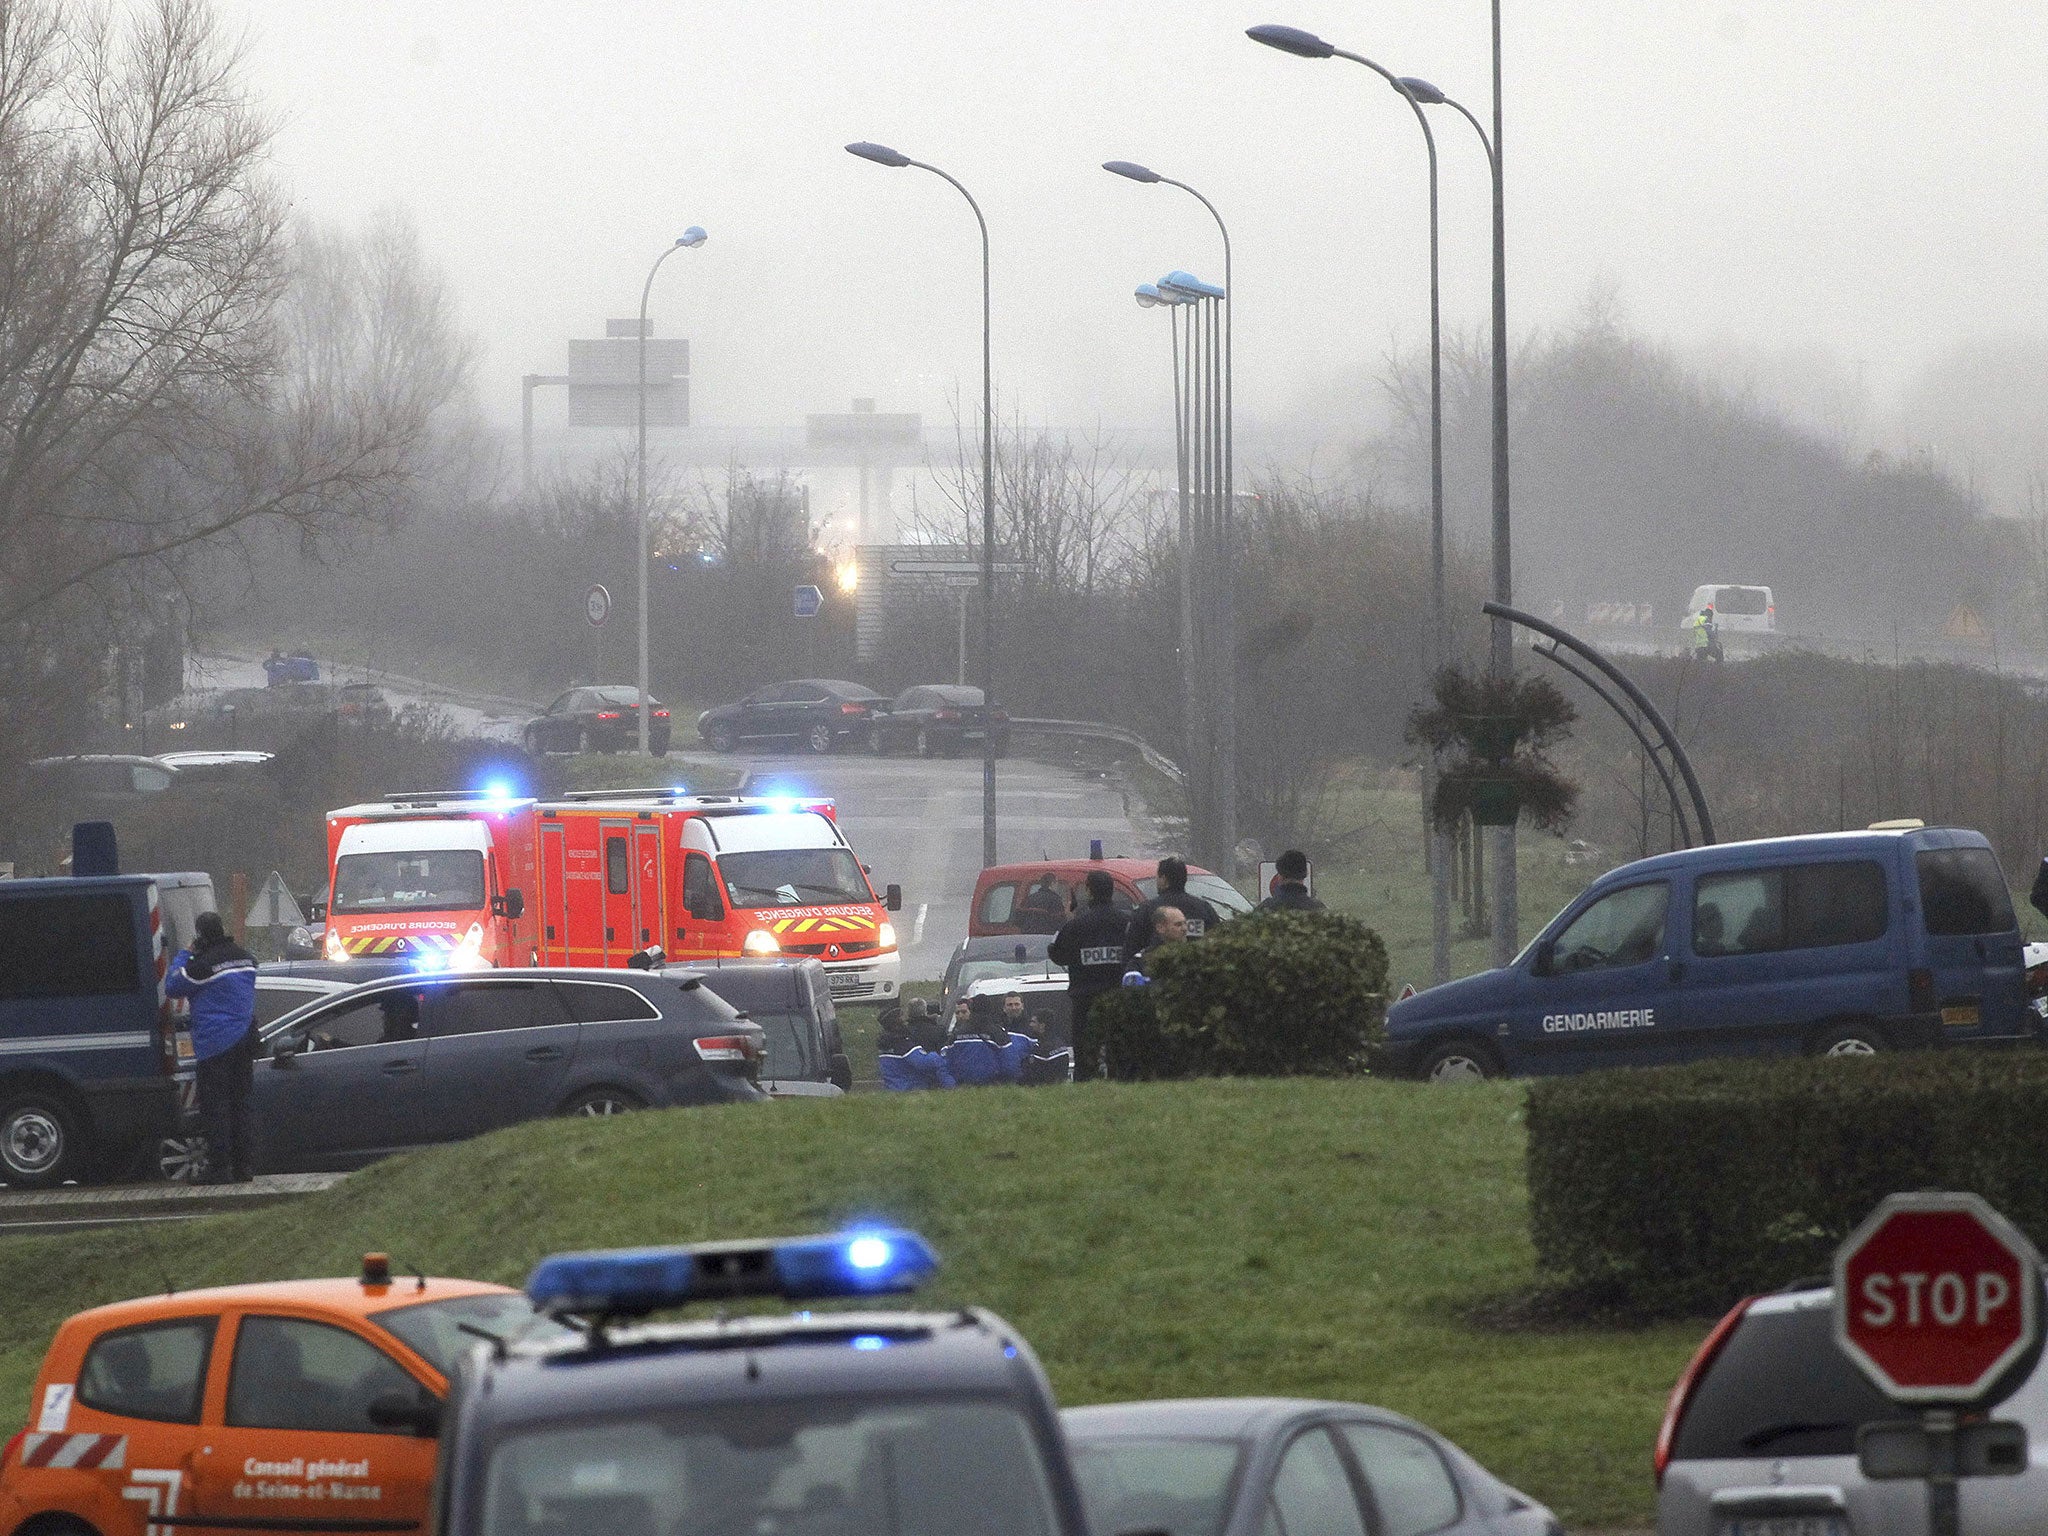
1405,666,1579,831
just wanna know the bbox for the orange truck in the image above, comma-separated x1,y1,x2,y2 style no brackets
321,788,903,1003
0,1257,528,1536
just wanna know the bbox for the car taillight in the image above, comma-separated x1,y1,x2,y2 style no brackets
935,709,960,721
992,709,1008,721
840,702,867,715
654,710,670,718
694,1034,760,1064
1909,966,1935,1012
595,711,621,720
1655,1295,1754,1484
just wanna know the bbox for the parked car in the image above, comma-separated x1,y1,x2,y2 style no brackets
689,958,852,1092
970,856,1251,937
0,873,217,1185
144,682,391,751
1656,1278,2048,1535
263,649,321,683
1385,824,2030,1082
1065,1398,1560,1536
697,679,884,754
26,754,176,804
229,968,765,1173
154,748,276,786
942,934,1057,1018
1684,582,1776,633
873,684,1011,757
521,685,671,757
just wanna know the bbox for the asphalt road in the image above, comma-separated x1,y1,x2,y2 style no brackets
732,748,1155,980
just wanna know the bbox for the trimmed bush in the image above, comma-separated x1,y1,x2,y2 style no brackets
1093,911,1388,1080
1527,1051,2048,1314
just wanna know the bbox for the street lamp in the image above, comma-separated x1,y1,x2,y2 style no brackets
1104,160,1239,875
846,142,999,867
1247,22,1452,984
1400,69,1517,961
636,225,709,757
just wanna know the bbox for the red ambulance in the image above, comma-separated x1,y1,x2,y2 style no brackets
320,789,902,1003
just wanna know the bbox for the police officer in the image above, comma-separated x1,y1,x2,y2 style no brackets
876,1004,955,1091
1020,1007,1074,1085
1049,870,1128,1070
943,994,1023,1086
1258,849,1325,913
1122,857,1221,967
1686,603,1723,663
163,911,258,1184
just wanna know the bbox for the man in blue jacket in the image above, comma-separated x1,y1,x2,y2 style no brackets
164,912,258,1183
876,1003,955,1091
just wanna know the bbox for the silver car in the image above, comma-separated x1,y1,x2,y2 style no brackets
1657,1282,2048,1534
1065,1398,1559,1536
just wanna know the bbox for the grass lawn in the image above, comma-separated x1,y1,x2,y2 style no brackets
557,751,745,796
0,1081,1697,1530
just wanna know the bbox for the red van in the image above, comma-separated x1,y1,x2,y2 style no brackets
969,856,1250,937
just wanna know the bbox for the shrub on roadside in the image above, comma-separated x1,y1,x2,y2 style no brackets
1527,1051,2048,1315
1092,911,1388,1080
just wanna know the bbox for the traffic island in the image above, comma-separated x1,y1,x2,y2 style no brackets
0,1173,346,1233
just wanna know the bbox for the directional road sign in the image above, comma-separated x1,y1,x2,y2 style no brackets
245,870,306,932
585,584,612,628
793,584,823,619
1835,1191,2042,1404
888,559,1032,577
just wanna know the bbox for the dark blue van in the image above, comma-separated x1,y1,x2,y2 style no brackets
1385,826,2029,1082
0,875,196,1183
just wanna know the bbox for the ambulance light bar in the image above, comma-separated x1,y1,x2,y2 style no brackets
525,1228,939,1316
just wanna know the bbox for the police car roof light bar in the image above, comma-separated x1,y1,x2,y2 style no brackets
525,1229,939,1318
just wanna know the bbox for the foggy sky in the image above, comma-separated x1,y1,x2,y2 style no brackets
215,0,2048,501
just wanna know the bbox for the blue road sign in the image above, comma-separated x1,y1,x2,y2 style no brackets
794,584,824,619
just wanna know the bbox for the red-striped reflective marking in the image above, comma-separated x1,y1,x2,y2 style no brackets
20,1431,126,1468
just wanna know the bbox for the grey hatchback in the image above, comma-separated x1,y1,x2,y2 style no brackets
1065,1398,1559,1536
247,968,765,1172
1657,1282,2048,1535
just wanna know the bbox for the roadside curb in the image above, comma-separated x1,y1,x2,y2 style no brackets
0,1174,346,1233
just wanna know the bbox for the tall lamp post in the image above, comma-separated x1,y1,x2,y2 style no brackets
1105,162,1238,877
635,226,708,757
847,142,999,866
1397,71,1515,961
1136,280,1204,843
1246,23,1452,984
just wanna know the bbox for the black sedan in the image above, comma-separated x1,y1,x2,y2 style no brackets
1065,1399,1560,1536
872,684,1011,757
217,968,761,1174
522,685,671,757
697,678,883,754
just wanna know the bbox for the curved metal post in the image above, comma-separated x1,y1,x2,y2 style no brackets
1482,601,1716,844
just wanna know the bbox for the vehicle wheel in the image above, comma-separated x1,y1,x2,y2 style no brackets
916,727,934,758
651,740,669,759
561,1087,645,1117
1417,1038,1501,1085
153,1131,209,1184
707,723,737,754
0,1094,86,1187
1810,1022,1885,1058
868,726,886,755
18,1516,102,1536
807,723,835,754
576,728,594,755
522,726,545,757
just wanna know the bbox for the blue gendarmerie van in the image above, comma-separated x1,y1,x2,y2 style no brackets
1384,825,2029,1082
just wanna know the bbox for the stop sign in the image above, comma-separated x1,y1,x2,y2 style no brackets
1834,1192,2042,1404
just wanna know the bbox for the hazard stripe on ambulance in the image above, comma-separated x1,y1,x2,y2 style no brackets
20,1433,126,1469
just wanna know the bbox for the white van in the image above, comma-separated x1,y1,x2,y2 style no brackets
1685,583,1775,633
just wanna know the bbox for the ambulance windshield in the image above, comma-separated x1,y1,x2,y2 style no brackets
720,848,872,908
332,850,487,915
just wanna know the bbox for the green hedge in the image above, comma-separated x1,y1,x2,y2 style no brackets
1086,911,1388,1080
1527,1051,2048,1314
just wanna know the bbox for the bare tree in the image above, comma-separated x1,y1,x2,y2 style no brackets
0,0,469,628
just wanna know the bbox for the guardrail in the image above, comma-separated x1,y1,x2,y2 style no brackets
1010,718,1185,786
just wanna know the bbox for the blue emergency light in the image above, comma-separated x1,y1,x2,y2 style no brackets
525,1228,940,1317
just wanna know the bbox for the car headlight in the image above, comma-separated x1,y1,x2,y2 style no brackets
287,925,313,953
743,929,780,956
323,928,348,961
877,922,897,951
450,922,489,970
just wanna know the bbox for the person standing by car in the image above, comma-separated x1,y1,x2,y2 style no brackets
1050,870,1128,1068
1122,857,1221,966
1012,875,1066,934
1685,603,1723,663
1258,850,1325,913
1020,1008,1073,1085
163,911,258,1183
